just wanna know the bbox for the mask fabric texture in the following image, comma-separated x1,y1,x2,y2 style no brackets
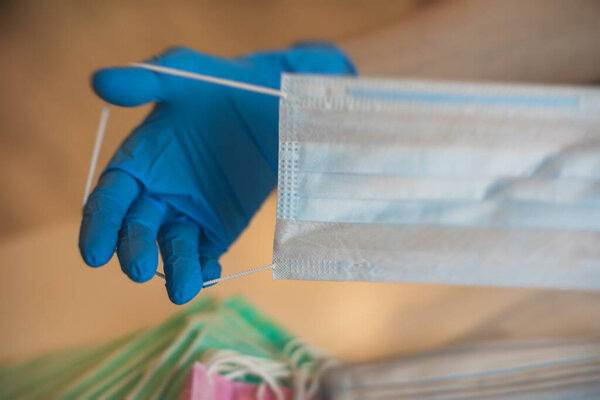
272,74,600,290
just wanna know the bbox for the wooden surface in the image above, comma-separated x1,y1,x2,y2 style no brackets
2,194,599,364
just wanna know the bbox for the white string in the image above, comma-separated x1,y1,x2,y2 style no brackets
154,264,274,287
283,338,339,398
202,341,336,400
83,64,285,207
130,62,287,98
203,350,287,400
84,64,285,287
83,103,110,206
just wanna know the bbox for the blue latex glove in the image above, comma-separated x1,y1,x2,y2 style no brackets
79,44,355,304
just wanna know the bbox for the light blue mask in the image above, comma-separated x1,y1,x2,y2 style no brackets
273,75,600,290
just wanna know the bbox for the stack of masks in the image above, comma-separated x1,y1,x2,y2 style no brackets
0,297,333,400
323,338,600,399
3,296,598,399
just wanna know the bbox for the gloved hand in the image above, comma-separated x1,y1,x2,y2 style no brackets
79,44,355,304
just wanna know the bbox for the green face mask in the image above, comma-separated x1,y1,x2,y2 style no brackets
0,297,332,400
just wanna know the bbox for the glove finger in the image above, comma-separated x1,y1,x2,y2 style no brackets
199,240,222,287
92,67,161,107
117,196,166,283
79,170,140,267
158,219,203,305
91,47,208,107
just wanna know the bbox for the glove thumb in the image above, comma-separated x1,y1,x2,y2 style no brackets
91,67,161,107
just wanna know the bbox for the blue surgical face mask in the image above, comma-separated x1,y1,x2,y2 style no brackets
272,75,600,290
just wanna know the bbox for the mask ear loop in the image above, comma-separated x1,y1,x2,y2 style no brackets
204,349,288,400
131,62,287,99
156,264,275,287
82,103,110,206
283,338,340,399
84,64,288,286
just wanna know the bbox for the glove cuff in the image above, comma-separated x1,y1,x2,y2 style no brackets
284,41,358,76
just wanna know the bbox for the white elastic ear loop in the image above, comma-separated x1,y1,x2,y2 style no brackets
204,350,287,400
83,103,110,206
85,64,286,286
283,338,339,398
203,343,334,400
155,264,275,287
131,62,287,99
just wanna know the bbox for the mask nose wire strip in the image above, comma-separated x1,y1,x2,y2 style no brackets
84,64,286,286
130,62,287,98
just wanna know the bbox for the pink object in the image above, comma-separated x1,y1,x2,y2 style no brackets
180,362,293,400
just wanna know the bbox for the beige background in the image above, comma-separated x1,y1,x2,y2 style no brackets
1,0,599,365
